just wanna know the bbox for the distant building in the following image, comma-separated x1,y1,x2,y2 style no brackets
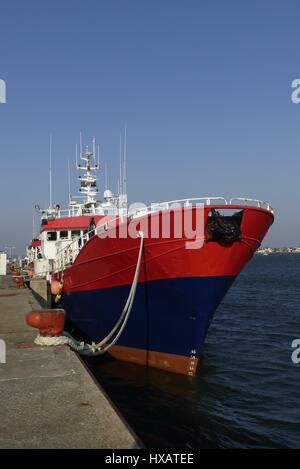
0,252,7,275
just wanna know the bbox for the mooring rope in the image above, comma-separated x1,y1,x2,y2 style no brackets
61,231,145,356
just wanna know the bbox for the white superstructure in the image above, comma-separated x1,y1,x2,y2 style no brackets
25,133,128,278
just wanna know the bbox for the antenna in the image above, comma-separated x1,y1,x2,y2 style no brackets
123,124,127,195
97,144,100,168
80,131,83,159
92,136,96,161
119,132,123,195
75,143,78,168
68,160,71,203
105,161,108,190
32,210,35,239
49,134,53,207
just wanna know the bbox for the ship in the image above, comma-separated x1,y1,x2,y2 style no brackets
27,134,274,376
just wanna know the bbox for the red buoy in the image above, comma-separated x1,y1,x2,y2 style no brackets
26,309,66,336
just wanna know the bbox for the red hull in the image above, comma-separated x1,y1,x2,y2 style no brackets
62,206,274,292
59,205,274,375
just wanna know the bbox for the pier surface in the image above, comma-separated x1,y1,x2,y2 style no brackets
0,275,138,448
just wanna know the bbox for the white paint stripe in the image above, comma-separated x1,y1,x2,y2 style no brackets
0,370,77,382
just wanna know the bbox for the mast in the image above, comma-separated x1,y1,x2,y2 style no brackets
116,126,128,211
105,161,108,190
68,160,71,203
32,210,35,239
69,133,126,216
123,124,127,195
75,143,79,167
74,134,100,208
80,131,83,159
119,132,123,195
49,134,53,207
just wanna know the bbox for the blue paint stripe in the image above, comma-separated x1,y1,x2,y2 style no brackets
62,276,236,357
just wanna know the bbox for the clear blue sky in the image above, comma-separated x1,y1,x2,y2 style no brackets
0,0,299,255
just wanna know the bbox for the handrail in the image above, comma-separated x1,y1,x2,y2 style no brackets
128,197,228,219
128,196,274,218
229,198,274,214
54,221,112,272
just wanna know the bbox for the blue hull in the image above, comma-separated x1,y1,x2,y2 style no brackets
61,275,235,358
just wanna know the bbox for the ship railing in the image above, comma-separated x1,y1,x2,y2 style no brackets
128,197,227,219
128,196,274,219
54,228,96,272
40,206,90,221
229,198,274,214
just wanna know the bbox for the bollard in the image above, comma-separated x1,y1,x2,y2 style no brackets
26,309,66,336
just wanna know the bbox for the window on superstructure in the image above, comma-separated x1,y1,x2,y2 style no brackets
71,230,80,238
47,232,57,241
59,231,69,239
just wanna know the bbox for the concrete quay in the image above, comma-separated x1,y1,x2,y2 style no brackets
0,275,139,449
